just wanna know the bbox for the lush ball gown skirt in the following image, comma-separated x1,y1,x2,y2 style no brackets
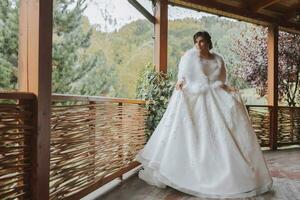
136,83,273,198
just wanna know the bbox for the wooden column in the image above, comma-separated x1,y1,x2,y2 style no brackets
18,0,53,199
267,24,278,150
154,0,168,74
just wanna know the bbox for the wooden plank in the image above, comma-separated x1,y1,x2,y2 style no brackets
267,25,278,106
128,0,155,24
52,94,147,104
154,0,168,74
18,98,37,200
250,0,280,11
18,0,53,199
245,105,273,108
281,3,300,22
169,0,300,34
267,24,278,150
178,0,276,23
0,92,36,100
34,1,53,199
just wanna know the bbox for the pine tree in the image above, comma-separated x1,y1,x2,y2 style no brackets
76,51,117,96
52,0,97,94
52,0,117,95
0,0,117,95
0,0,18,90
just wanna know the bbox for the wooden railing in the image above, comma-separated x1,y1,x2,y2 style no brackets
278,106,300,146
0,92,37,199
49,94,148,199
1,92,300,199
246,105,300,148
246,105,273,147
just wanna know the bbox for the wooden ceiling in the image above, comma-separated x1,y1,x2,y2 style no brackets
168,0,300,33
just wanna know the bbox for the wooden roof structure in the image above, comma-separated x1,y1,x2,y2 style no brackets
168,0,300,33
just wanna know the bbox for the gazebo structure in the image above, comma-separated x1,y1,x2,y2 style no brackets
1,0,300,199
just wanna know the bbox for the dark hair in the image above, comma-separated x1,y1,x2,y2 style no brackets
193,31,213,50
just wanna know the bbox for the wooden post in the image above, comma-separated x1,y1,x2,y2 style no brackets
154,0,168,74
18,98,37,199
18,0,53,199
267,24,278,150
88,101,96,183
118,102,124,181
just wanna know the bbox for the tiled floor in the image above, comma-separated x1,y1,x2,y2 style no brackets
98,148,300,200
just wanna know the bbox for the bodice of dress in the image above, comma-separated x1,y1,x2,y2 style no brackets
177,47,227,94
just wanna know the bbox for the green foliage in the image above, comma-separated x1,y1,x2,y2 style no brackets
89,19,154,98
0,0,117,95
0,0,18,90
167,17,250,90
136,63,175,138
0,58,16,89
52,0,110,94
233,26,300,106
75,52,117,96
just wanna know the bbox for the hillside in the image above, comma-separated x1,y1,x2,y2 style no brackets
82,16,251,98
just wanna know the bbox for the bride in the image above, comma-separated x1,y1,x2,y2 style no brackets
136,31,273,198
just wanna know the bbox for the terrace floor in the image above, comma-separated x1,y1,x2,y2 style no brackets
92,148,300,200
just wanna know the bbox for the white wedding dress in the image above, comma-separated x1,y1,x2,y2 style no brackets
136,47,273,198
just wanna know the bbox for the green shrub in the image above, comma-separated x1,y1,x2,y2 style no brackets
136,63,176,139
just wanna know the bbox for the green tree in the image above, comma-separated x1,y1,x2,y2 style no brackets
233,26,300,106
75,51,117,96
52,0,94,93
52,0,117,95
0,0,18,90
136,63,175,138
167,17,251,90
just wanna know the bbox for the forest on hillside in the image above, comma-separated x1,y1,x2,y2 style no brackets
1,0,299,105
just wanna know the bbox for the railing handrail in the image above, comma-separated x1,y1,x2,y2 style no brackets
246,105,300,109
0,92,36,100
1,92,300,108
278,105,300,109
246,105,273,108
52,93,147,104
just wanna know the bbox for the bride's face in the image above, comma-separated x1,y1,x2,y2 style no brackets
195,36,209,51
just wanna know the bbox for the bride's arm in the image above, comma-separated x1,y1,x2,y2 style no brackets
176,54,188,90
175,79,185,90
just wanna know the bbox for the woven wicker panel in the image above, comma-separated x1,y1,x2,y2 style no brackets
247,106,271,147
0,101,34,199
50,101,147,199
278,107,300,145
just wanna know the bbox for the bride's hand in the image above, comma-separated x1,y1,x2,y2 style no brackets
220,84,239,93
175,80,184,90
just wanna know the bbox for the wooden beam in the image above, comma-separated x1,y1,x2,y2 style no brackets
18,0,53,199
154,0,168,73
179,0,277,23
0,92,36,100
250,0,280,11
267,25,278,106
52,93,147,104
267,24,278,150
128,0,156,24
282,3,300,22
169,0,300,34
